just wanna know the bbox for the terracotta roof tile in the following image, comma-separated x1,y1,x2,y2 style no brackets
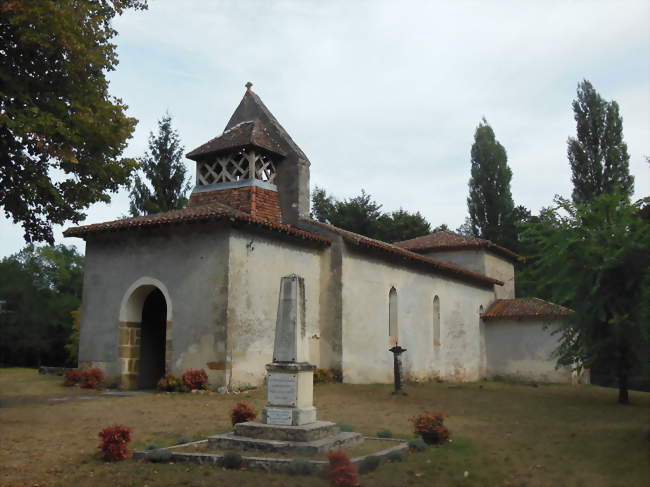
394,231,520,262
481,298,573,321
63,202,330,246
302,219,503,289
186,119,286,160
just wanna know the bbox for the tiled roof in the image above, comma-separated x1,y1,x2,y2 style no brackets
302,219,503,289
186,119,286,160
394,231,520,262
481,298,573,321
63,202,331,246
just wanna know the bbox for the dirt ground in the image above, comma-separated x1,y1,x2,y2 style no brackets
1,369,649,487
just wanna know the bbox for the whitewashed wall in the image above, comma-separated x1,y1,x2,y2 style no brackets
485,319,572,382
227,229,323,387
339,246,495,384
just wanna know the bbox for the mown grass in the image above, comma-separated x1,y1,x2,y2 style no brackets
0,369,648,486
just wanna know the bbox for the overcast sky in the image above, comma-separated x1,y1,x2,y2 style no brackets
2,0,649,257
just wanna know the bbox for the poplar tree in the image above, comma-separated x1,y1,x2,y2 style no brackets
129,114,191,216
466,118,516,249
568,80,634,204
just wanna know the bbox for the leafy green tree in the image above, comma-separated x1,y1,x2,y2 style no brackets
520,193,650,403
568,80,634,204
377,209,431,243
467,118,517,249
0,0,147,244
311,187,431,242
0,245,84,366
129,114,191,216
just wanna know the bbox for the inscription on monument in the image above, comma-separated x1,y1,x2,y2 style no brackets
268,373,297,406
266,407,293,425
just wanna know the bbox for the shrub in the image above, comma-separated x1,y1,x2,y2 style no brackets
146,449,173,463
63,369,82,387
80,368,105,389
287,458,315,476
145,443,159,451
157,374,184,392
326,450,359,487
410,411,451,445
219,451,242,470
408,438,427,452
337,423,354,432
98,424,132,461
314,368,343,384
176,435,190,445
230,401,257,426
358,455,381,474
387,450,403,462
376,428,393,438
181,369,208,390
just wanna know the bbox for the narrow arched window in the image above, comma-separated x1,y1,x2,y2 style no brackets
389,287,398,344
433,295,441,347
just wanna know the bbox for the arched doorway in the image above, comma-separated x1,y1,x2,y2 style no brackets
118,278,173,390
138,289,167,389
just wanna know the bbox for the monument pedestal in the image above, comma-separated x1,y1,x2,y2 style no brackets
263,362,316,426
208,274,364,456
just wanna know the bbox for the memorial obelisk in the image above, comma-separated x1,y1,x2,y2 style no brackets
262,274,317,426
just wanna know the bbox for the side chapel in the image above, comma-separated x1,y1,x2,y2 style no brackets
65,85,576,390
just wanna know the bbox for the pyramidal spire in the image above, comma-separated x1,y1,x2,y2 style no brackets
225,84,308,161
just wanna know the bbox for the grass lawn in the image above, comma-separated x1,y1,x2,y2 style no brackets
0,368,648,487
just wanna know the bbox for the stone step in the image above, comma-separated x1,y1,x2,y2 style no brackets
207,431,363,456
234,420,339,442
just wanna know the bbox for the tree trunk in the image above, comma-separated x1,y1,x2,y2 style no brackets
617,372,629,404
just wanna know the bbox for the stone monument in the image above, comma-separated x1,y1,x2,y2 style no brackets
208,274,362,455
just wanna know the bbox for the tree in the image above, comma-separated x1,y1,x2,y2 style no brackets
467,118,517,249
311,187,431,242
0,0,148,244
568,80,634,204
519,193,650,404
0,244,84,366
129,114,191,216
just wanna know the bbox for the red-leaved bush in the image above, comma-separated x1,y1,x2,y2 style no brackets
181,369,208,390
98,424,132,461
410,411,450,445
80,368,105,389
63,369,82,387
230,401,257,425
326,450,359,487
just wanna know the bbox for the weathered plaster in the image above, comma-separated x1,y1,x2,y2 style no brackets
485,319,572,382
78,223,230,387
339,246,494,384
226,228,322,388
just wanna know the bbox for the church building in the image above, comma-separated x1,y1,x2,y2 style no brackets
65,85,575,390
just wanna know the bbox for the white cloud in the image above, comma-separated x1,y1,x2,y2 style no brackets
2,0,648,256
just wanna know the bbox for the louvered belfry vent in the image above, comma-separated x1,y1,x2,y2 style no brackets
197,148,277,186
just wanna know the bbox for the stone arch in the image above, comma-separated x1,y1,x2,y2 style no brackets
118,277,173,390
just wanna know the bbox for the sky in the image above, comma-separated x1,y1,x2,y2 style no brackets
1,0,649,257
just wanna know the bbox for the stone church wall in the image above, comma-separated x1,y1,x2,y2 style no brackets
226,229,323,388
484,319,572,382
78,223,230,387
339,246,495,384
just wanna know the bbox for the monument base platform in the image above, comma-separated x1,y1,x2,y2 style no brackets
234,420,338,442
207,430,363,455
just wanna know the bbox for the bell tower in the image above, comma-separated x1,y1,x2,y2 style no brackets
186,83,310,224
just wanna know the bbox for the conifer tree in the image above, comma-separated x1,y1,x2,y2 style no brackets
568,80,634,204
129,114,191,216
466,118,516,249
